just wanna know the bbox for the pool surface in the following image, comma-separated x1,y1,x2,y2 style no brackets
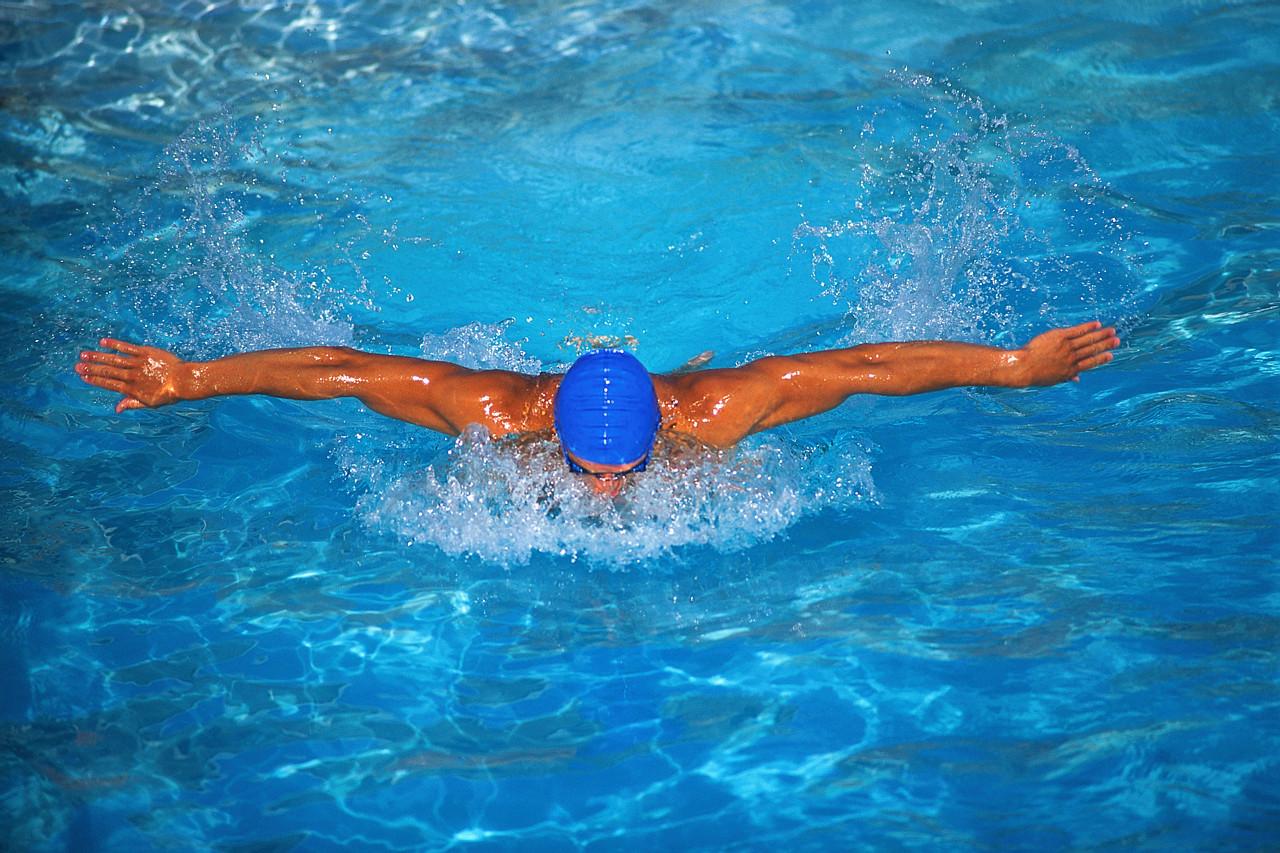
2,1,1278,849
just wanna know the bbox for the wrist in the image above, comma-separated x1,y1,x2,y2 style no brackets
175,360,203,400
1000,349,1032,388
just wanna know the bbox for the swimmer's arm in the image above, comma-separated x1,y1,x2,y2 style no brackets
76,338,537,435
673,322,1120,443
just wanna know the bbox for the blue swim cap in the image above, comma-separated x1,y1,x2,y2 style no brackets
554,350,660,466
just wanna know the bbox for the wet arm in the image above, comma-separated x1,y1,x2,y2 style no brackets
76,338,501,434
675,322,1119,443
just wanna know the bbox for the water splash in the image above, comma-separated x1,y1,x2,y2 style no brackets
419,319,544,373
351,425,876,566
793,72,1143,347
88,109,369,357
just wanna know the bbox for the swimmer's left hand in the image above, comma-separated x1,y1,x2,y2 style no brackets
75,338,187,413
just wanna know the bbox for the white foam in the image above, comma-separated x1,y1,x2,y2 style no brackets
346,425,876,567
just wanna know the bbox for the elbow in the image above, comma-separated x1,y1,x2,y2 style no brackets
305,347,371,397
311,346,362,366
845,344,891,369
311,347,374,380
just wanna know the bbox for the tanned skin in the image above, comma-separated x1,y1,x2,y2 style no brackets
76,322,1119,494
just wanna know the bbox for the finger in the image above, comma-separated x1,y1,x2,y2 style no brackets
76,363,131,383
1087,328,1118,348
80,350,134,367
1077,351,1114,372
1072,325,1116,346
116,398,146,413
1074,336,1118,360
1063,320,1104,339
85,376,129,395
99,338,144,355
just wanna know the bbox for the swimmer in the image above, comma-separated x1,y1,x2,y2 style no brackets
76,321,1119,497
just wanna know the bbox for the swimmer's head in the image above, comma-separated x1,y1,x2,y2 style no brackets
553,349,660,474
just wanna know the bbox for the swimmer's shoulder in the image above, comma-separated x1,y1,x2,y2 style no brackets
445,370,559,437
512,372,562,432
651,372,748,450
651,362,755,406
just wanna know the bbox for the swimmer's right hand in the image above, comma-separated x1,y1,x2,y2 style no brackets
76,338,187,413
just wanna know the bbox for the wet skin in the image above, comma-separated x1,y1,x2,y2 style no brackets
76,321,1121,492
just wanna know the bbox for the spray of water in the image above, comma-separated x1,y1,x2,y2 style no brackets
419,319,544,373
346,423,876,567
792,71,1143,348
88,108,371,357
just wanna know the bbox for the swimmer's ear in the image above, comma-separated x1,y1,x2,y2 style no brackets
672,351,714,374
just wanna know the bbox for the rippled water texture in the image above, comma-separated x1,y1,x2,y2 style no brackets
2,1,1278,850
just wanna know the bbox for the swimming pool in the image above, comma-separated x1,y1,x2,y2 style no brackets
3,0,1277,848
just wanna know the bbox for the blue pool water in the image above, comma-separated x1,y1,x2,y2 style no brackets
3,0,1278,849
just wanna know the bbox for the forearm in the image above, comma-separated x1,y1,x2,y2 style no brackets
841,320,1120,394
180,347,368,401
762,324,1114,424
744,340,1028,435
78,338,484,426
840,340,1027,396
